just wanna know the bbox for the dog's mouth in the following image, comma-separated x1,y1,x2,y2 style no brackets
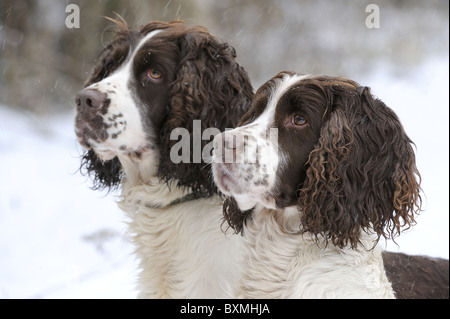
75,116,105,148
75,115,154,162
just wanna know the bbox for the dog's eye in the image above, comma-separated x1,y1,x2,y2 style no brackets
147,68,162,80
106,61,114,70
292,114,307,126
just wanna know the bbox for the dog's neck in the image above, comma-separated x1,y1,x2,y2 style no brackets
244,203,382,253
233,194,302,235
118,151,159,187
235,204,393,298
118,151,194,209
248,205,303,235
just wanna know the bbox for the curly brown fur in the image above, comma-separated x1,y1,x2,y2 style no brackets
158,25,253,196
222,197,254,235
298,83,422,249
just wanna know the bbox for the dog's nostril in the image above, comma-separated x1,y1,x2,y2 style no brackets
76,89,107,111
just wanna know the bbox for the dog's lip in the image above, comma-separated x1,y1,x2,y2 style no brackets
75,113,108,143
76,128,153,161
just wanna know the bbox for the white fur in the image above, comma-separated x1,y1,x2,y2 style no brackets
118,152,244,298
212,125,280,210
234,206,394,298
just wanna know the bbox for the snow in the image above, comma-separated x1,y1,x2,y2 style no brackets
0,107,138,298
0,57,448,299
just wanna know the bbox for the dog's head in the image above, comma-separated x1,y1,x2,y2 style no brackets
75,20,253,195
213,72,422,248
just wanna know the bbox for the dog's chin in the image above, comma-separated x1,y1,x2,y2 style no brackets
213,163,244,195
94,149,117,161
213,163,278,211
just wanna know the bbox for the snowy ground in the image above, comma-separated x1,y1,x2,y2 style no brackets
0,107,138,298
0,57,448,299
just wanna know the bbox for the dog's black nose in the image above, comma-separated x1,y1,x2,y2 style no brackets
75,89,107,112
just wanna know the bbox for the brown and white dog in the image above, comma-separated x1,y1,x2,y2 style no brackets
75,20,253,298
212,72,423,298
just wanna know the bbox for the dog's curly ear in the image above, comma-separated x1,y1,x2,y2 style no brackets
158,29,253,196
299,85,422,249
80,150,122,190
222,197,254,235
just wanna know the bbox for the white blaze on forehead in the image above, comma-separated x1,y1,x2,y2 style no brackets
111,29,164,81
253,73,311,128
133,30,164,56
86,29,163,89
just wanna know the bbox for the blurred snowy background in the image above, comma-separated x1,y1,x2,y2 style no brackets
0,0,448,298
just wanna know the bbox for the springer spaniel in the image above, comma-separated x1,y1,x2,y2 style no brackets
212,72,423,298
75,19,253,298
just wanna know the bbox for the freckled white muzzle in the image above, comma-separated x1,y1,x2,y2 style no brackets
212,124,280,209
